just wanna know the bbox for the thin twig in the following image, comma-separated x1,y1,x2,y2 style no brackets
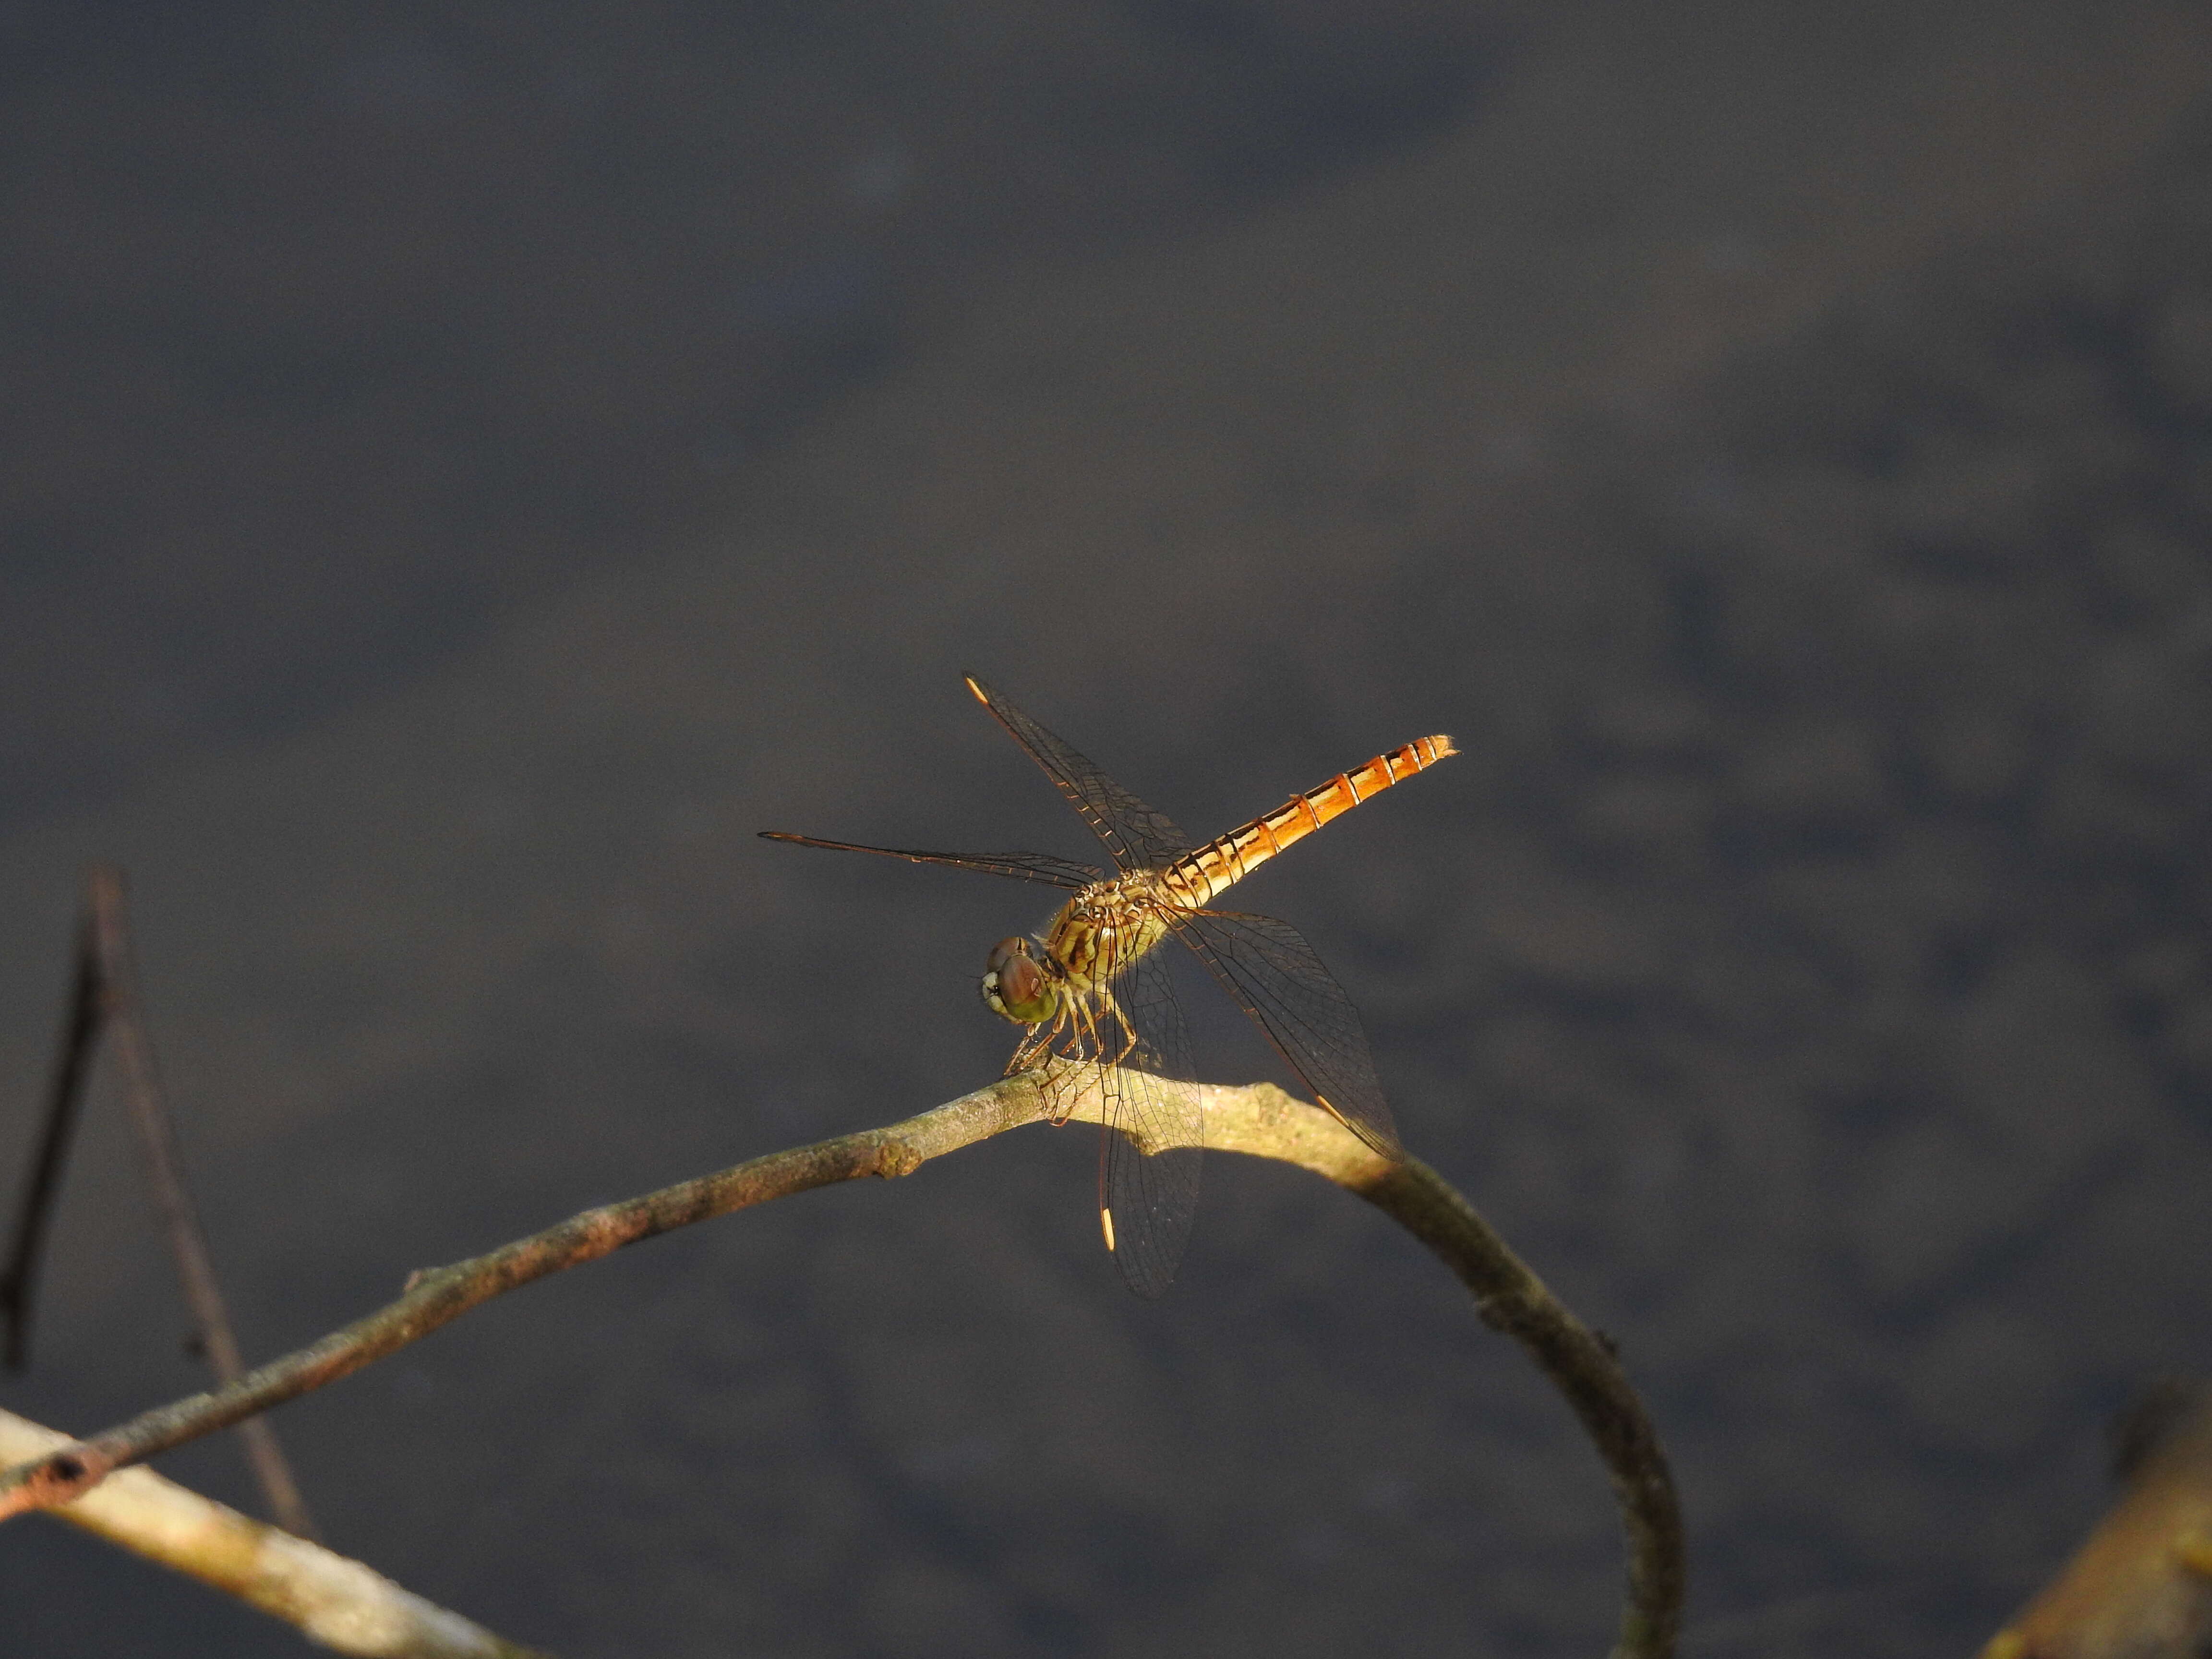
0,1069,1683,1658
0,902,104,1370
84,866,321,1540
0,867,318,1536
0,1405,546,1658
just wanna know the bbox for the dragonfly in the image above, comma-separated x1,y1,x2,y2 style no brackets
762,677,1455,1296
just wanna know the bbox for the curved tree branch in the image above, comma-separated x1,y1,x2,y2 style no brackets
0,1406,544,1657
0,1068,1682,1657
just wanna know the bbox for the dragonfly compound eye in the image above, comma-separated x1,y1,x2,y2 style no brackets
982,937,1058,1024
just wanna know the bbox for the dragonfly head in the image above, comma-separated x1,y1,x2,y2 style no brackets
981,937,1059,1025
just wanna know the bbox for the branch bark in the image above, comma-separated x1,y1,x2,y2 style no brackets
0,1068,1683,1658
0,1406,545,1657
1981,1381,2212,1659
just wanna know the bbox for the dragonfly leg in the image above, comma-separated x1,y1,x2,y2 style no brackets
1006,1004,1088,1125
1045,993,1123,1127
1091,985,1142,1068
1005,1026,1048,1074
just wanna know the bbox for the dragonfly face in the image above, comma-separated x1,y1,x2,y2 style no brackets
981,936,1059,1025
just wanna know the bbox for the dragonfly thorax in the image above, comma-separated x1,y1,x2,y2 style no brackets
980,876,1177,1030
1043,874,1176,995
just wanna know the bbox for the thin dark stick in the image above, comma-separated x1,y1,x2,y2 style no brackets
0,1071,1683,1657
84,867,320,1543
0,905,105,1371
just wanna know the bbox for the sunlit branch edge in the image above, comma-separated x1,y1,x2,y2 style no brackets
0,1406,543,1658
0,1066,1682,1659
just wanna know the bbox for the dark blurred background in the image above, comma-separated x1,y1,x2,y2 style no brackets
4,1,2212,1653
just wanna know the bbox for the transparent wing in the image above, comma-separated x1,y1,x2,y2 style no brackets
1170,908,1404,1161
964,676,1194,874
1097,945,1202,1298
758,832,1101,890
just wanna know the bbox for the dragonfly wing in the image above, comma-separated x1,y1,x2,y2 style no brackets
1170,908,1404,1161
758,833,1101,889
964,677,1194,873
1098,945,1202,1298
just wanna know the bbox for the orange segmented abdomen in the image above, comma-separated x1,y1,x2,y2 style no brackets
1166,734,1456,906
